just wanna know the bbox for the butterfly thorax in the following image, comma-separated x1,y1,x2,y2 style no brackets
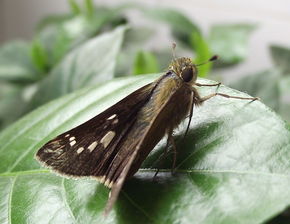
124,71,196,176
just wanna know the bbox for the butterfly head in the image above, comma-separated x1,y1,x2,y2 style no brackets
169,55,218,84
169,57,198,84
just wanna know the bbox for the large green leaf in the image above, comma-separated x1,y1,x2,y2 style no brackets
27,26,126,111
0,74,290,223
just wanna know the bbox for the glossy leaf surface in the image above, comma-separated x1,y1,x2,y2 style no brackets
0,74,290,224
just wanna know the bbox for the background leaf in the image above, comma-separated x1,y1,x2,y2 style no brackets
230,69,281,111
190,32,211,77
279,76,290,122
0,75,289,224
27,26,127,111
84,0,94,18
35,5,128,70
0,41,38,83
133,51,159,75
209,24,256,67
30,39,49,73
115,27,154,77
140,7,200,48
270,45,290,75
68,0,82,15
0,84,27,130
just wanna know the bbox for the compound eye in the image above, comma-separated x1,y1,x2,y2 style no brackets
181,67,193,82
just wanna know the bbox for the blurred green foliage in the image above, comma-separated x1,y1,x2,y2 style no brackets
0,0,290,223
0,0,262,130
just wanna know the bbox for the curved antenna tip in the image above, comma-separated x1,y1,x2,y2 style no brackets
209,55,219,61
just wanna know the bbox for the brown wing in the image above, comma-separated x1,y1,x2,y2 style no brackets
35,82,155,180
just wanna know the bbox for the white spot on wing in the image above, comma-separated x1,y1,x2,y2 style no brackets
112,119,118,124
77,147,84,154
65,134,70,138
88,141,98,152
100,131,115,148
69,136,75,141
70,140,76,146
107,114,117,120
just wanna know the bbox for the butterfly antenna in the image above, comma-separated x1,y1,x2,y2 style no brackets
172,42,177,59
196,55,219,66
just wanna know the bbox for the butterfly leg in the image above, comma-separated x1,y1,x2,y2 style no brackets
201,92,259,102
195,82,221,87
168,132,177,174
183,91,195,139
153,127,176,179
153,133,171,179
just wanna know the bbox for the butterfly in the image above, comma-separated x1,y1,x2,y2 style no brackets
35,55,258,215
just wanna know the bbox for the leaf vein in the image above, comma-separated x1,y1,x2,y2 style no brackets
8,176,17,224
61,178,77,223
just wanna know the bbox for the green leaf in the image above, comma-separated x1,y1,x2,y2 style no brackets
27,26,126,111
133,51,159,75
115,27,154,76
36,6,129,69
37,16,91,68
30,39,49,73
190,32,211,77
122,27,153,49
49,26,73,65
0,84,26,130
140,7,200,47
0,74,290,223
230,69,290,123
68,0,82,15
84,0,94,18
0,41,38,83
270,45,290,75
229,69,281,111
209,24,256,67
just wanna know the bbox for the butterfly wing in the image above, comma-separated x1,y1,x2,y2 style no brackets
36,71,190,215
35,83,155,180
